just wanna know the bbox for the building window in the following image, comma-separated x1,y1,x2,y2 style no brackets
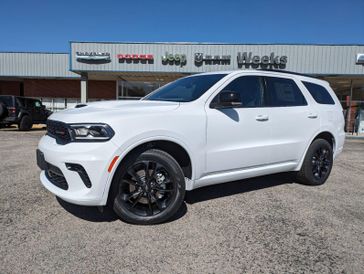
118,80,161,100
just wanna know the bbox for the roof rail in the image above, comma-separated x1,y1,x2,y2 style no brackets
255,68,317,78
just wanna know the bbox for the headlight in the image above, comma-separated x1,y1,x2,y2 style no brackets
68,124,114,142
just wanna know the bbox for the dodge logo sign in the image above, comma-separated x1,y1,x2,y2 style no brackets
117,54,154,63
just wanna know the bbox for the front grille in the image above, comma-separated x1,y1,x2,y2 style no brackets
47,120,72,144
45,162,69,190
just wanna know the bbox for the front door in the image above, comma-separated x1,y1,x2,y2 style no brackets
205,75,272,174
31,100,44,122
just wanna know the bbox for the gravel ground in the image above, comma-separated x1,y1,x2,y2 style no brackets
0,128,363,273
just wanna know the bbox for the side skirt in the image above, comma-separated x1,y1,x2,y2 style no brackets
192,161,297,190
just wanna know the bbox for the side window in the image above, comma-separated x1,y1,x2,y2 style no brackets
16,98,25,107
265,77,307,107
302,81,335,105
34,100,42,108
214,76,264,107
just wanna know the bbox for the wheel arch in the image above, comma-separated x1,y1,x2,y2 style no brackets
103,137,194,205
312,131,335,150
297,130,336,170
114,139,193,180
19,110,31,120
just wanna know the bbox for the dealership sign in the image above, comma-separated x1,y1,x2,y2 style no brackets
356,53,364,64
237,52,287,67
76,52,111,62
117,54,154,63
194,53,231,65
162,52,187,66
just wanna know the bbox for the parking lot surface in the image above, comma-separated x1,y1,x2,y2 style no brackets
0,128,363,273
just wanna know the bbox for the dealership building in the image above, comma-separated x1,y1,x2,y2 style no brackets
0,41,363,130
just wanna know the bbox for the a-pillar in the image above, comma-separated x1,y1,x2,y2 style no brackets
80,73,88,104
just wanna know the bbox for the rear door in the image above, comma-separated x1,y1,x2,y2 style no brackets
263,76,320,165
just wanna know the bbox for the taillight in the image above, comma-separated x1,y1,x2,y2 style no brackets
7,107,16,115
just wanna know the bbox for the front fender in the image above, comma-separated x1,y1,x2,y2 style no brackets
100,134,197,205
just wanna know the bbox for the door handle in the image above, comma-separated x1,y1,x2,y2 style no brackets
308,113,318,119
256,115,269,121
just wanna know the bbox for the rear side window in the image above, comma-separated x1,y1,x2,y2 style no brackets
265,77,307,107
16,97,25,107
0,96,13,106
302,81,335,105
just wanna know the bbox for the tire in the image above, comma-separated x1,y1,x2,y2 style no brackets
19,115,33,131
296,139,333,185
110,149,186,225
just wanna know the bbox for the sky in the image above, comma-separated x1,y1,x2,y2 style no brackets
0,0,363,52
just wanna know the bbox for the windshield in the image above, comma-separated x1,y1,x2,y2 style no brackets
144,74,227,102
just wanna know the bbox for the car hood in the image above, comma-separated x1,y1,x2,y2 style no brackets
48,100,180,123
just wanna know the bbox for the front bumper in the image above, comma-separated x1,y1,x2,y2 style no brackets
37,135,119,206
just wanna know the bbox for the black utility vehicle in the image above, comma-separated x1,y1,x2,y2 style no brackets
0,95,51,131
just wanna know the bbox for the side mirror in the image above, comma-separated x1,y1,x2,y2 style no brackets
212,90,242,108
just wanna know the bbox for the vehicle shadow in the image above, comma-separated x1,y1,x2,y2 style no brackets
56,172,295,223
185,172,296,204
56,197,119,222
56,196,187,224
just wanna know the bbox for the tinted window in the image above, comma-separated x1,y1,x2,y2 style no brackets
214,76,264,107
303,81,335,105
144,74,227,102
16,97,25,107
0,96,13,106
34,100,42,108
265,77,307,107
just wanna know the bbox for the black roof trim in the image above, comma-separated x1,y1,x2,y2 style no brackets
256,69,318,78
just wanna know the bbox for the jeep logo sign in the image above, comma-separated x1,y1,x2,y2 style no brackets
162,52,187,67
237,52,287,68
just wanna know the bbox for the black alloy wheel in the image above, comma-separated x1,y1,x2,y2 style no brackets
120,160,175,216
311,146,331,181
111,149,185,225
297,138,333,185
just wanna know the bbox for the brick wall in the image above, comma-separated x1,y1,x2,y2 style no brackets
89,81,115,99
24,79,80,98
0,81,21,96
20,79,116,99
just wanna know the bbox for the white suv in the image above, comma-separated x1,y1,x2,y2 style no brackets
37,70,345,224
